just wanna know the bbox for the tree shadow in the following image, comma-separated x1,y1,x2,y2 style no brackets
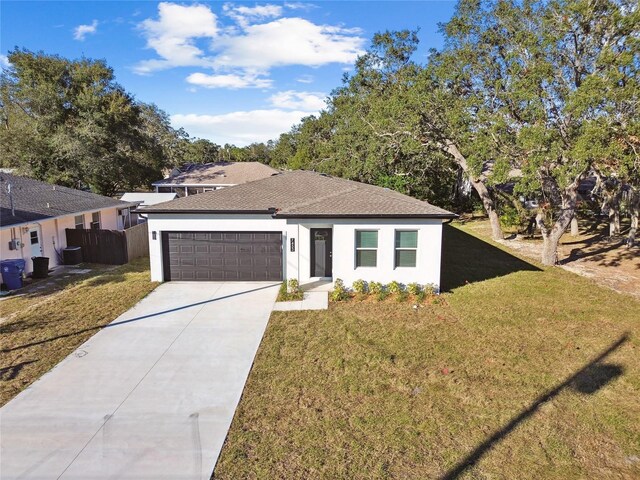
440,225,541,291
0,360,37,381
440,333,629,479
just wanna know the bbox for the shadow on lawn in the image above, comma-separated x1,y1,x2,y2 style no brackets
441,333,629,480
440,225,541,291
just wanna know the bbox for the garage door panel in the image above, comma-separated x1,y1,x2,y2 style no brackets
163,231,282,281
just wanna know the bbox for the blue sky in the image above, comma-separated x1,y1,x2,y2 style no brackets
1,1,456,145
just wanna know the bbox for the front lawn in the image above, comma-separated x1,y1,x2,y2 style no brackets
0,258,158,405
215,224,639,479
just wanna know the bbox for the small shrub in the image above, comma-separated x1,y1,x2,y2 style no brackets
352,279,368,294
423,283,437,296
369,281,384,294
407,282,422,295
330,278,350,301
396,291,408,302
416,291,426,303
287,278,300,294
376,290,389,301
387,281,404,294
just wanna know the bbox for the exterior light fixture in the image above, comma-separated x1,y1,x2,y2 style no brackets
152,231,157,240
290,238,295,252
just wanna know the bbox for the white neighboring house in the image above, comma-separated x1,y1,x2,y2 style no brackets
152,161,279,197
0,173,135,278
120,192,178,208
142,171,456,291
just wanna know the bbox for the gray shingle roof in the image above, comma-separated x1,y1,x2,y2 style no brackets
152,161,279,186
0,173,133,228
143,170,456,218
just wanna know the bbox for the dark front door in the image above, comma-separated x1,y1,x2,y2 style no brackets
310,228,332,277
162,231,283,281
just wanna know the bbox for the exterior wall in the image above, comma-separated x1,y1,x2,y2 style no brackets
145,214,444,290
0,206,123,282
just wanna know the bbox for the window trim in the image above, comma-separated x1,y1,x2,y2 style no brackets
394,230,418,268
74,214,85,230
90,211,101,230
355,229,378,268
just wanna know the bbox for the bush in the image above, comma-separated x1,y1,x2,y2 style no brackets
423,283,437,296
387,281,404,294
407,282,422,295
330,278,350,301
369,281,384,294
376,290,389,301
352,279,368,294
287,278,300,294
396,291,408,302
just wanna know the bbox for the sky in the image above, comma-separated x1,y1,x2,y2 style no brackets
1,1,456,146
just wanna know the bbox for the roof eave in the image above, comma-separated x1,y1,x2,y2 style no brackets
274,213,459,219
134,208,277,215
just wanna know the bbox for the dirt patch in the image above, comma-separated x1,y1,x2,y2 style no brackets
463,219,640,299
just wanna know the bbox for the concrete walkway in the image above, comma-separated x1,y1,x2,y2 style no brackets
0,282,279,480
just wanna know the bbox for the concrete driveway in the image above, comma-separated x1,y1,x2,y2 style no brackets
0,282,279,480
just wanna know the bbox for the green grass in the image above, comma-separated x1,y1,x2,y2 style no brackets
214,224,640,479
0,258,158,405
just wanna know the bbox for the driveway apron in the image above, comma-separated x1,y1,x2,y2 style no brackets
0,282,279,480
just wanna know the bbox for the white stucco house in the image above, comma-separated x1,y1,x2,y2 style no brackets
0,173,135,278
141,171,456,290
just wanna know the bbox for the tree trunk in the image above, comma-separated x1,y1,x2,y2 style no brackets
442,140,503,240
536,186,580,266
627,190,639,248
570,216,579,236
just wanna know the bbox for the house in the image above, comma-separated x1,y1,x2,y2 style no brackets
120,192,178,224
0,173,135,276
152,161,279,197
142,171,457,290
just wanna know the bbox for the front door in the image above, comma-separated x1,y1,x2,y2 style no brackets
29,226,42,257
310,228,332,277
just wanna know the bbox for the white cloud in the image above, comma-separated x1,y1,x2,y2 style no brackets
269,91,326,110
171,109,313,145
135,2,218,74
223,3,282,27
73,20,98,41
284,2,318,10
186,72,272,89
135,2,365,86
0,55,10,69
213,18,364,70
296,74,314,84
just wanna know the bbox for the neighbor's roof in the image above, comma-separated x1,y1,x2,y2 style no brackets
121,192,178,206
0,173,133,228
152,161,279,186
143,170,456,218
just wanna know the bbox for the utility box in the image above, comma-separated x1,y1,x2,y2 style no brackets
63,246,83,265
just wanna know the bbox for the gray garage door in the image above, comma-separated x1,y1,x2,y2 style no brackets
162,232,283,281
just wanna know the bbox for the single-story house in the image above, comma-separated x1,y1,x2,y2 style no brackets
0,173,135,277
152,161,279,197
120,192,178,207
142,171,457,290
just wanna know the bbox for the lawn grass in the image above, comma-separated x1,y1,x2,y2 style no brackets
0,257,158,405
214,224,640,479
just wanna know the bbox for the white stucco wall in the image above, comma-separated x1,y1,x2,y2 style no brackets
145,214,444,289
0,206,123,282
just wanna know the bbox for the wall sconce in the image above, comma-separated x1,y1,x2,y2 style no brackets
152,231,157,240
290,238,295,252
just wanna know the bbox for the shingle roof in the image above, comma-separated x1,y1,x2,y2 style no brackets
0,173,133,228
152,161,279,186
143,170,456,218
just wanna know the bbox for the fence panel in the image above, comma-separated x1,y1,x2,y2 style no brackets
65,228,128,265
125,222,149,261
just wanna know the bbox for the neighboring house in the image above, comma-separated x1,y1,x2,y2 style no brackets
0,173,135,277
152,161,279,197
120,192,178,224
142,171,457,290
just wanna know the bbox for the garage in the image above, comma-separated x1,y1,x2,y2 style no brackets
162,231,283,281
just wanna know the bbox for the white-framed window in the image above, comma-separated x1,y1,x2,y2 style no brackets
355,230,378,267
74,214,85,229
90,211,101,229
395,230,418,268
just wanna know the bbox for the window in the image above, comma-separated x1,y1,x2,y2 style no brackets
74,214,85,229
90,211,101,229
355,230,378,267
30,230,39,245
395,230,418,267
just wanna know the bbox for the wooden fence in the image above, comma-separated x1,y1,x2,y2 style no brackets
65,222,149,265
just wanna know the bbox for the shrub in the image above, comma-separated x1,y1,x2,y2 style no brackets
423,283,437,296
396,291,408,302
416,290,426,302
407,282,422,295
330,278,350,301
387,281,404,294
352,279,368,294
376,290,389,301
369,281,384,294
287,278,300,294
